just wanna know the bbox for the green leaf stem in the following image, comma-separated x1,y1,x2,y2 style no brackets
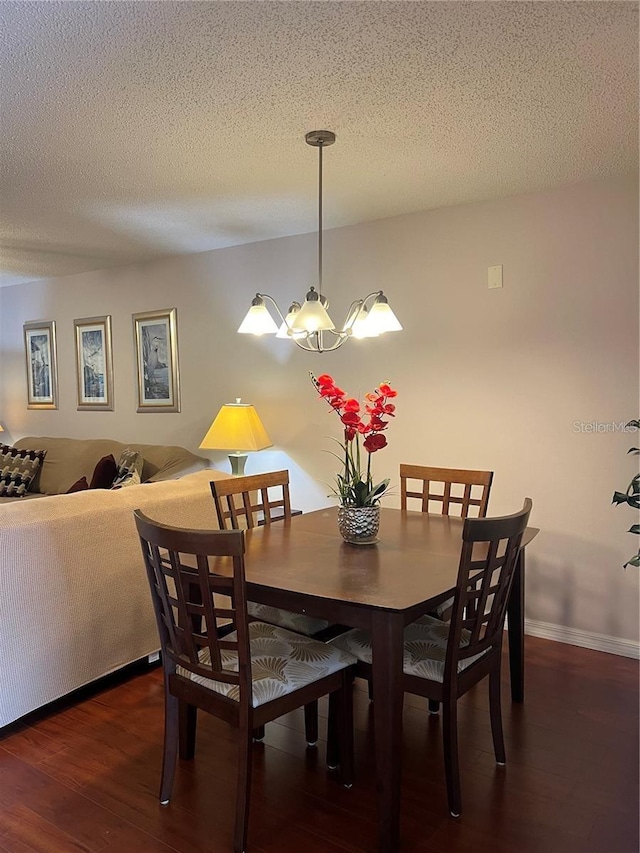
614,418,640,568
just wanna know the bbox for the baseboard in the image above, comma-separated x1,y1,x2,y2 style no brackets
524,618,640,659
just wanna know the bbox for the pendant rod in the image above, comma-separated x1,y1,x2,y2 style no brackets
305,129,335,298
318,141,323,296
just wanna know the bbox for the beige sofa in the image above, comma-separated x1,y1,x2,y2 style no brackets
0,450,232,728
2,436,210,500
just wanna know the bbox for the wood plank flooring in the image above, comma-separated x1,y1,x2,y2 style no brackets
0,636,637,853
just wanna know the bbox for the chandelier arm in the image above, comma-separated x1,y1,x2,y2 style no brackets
315,334,350,352
257,293,287,325
335,292,383,333
340,299,365,332
288,329,350,354
315,330,350,352
361,290,384,306
290,333,321,353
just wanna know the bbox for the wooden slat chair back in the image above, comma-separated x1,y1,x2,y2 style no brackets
400,464,493,518
134,510,355,853
441,499,531,682
210,469,334,746
211,470,292,530
401,498,531,816
135,510,250,703
398,464,495,663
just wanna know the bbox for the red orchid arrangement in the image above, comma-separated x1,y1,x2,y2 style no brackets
311,372,398,507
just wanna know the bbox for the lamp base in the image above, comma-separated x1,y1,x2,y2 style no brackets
228,453,248,476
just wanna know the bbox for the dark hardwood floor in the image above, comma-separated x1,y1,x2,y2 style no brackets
0,636,637,853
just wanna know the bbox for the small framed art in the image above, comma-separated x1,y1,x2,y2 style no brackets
74,315,114,411
24,320,58,410
133,308,180,413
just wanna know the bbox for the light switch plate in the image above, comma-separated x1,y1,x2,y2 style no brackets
488,265,503,289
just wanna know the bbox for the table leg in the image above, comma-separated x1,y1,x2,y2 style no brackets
507,547,525,702
371,610,405,852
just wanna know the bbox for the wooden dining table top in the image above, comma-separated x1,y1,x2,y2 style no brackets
242,506,539,614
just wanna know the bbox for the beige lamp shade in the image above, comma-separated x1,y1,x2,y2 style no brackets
200,400,272,475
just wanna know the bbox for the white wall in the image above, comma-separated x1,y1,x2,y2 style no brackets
1,175,638,648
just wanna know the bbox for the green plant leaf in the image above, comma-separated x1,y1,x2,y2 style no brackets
369,479,390,500
354,481,369,506
614,419,640,569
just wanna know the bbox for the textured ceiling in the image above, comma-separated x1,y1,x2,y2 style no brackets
0,1,637,287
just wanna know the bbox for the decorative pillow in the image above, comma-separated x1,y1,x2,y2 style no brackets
111,449,144,490
0,443,47,498
89,454,118,489
66,476,89,494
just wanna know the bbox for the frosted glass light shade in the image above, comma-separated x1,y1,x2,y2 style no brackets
199,401,273,452
351,306,380,339
290,289,335,333
366,296,403,333
237,304,278,335
276,303,306,339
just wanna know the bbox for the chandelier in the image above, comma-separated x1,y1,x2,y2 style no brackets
237,130,402,353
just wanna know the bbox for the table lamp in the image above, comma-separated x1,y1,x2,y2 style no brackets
199,399,273,476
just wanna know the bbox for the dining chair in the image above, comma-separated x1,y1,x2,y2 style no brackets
210,470,336,745
398,465,495,712
210,472,330,632
330,498,532,818
400,463,493,517
401,464,494,621
134,510,356,853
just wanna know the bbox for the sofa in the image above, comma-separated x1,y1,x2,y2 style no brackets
1,436,211,500
0,437,232,728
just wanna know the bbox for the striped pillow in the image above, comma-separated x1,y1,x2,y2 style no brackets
111,448,143,489
0,444,46,497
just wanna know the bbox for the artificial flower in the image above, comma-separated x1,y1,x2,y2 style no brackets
311,372,398,507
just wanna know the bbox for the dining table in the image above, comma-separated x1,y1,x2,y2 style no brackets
242,505,539,852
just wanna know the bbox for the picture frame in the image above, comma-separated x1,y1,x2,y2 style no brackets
133,308,180,413
74,315,114,411
23,320,58,410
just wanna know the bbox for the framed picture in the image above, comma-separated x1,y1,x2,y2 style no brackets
133,308,180,413
24,320,58,409
74,315,114,411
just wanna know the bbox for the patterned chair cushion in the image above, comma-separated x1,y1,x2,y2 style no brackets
0,444,46,497
330,615,489,683
177,621,356,708
247,601,330,637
